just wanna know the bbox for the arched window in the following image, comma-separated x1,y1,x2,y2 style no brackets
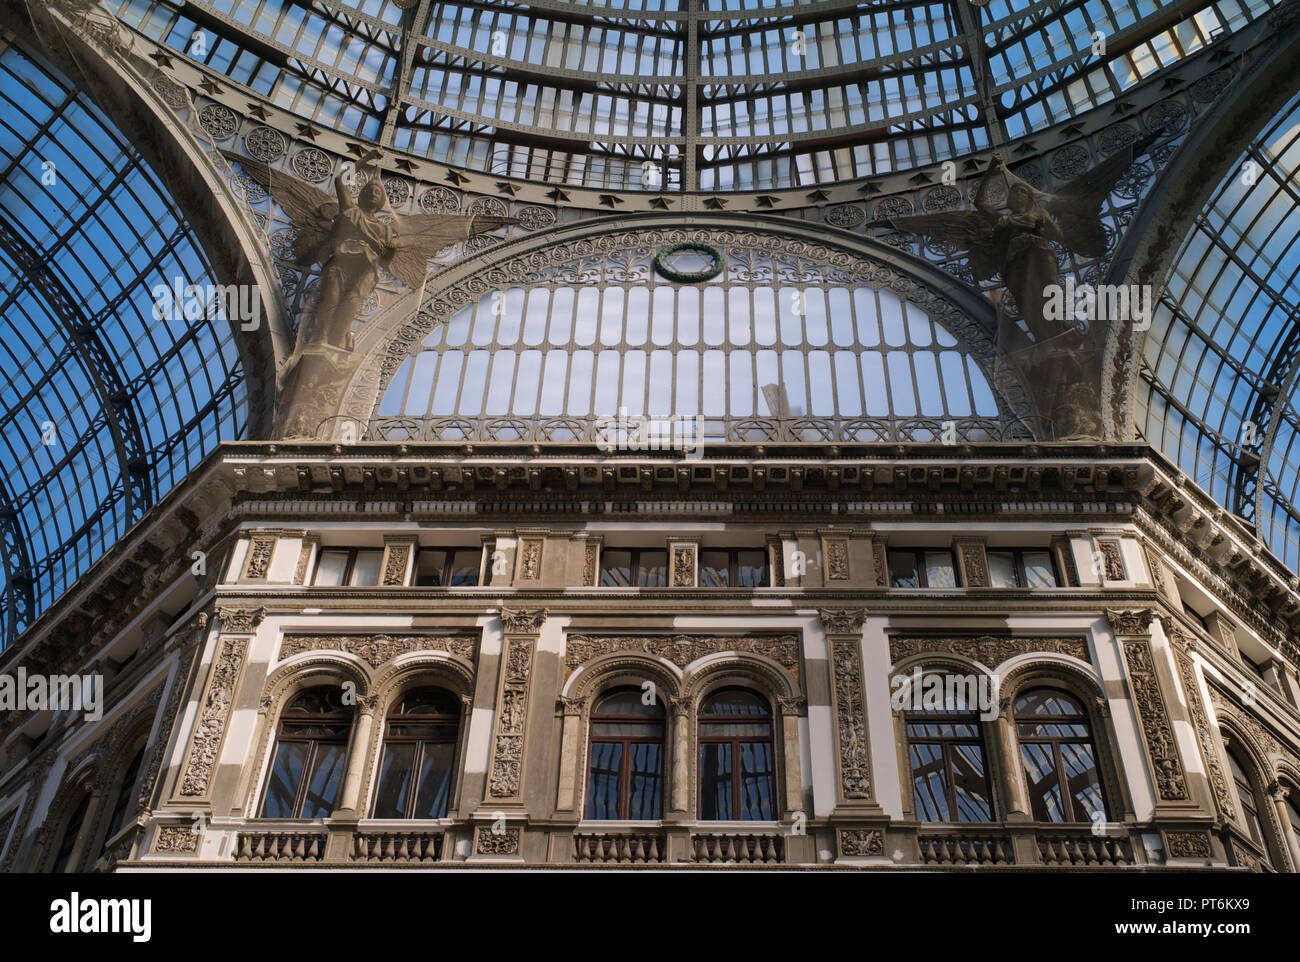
904,674,994,822
372,688,461,819
698,688,776,821
585,688,665,820
102,745,146,850
1286,786,1300,860
1227,747,1273,866
260,687,352,819
1015,689,1108,823
51,792,91,873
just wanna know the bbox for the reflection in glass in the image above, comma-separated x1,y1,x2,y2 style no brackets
1015,689,1107,823
698,688,776,820
585,689,665,820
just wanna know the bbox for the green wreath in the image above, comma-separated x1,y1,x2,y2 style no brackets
653,241,724,283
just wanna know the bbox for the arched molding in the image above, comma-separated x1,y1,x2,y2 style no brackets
35,759,99,872
335,213,1043,441
1104,18,1300,445
371,654,477,706
564,652,684,702
1217,710,1290,868
681,650,800,705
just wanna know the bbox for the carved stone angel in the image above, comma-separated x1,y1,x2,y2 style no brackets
230,154,515,350
868,134,1156,344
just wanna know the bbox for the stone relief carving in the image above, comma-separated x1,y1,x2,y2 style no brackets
564,634,801,677
137,649,201,815
501,608,547,634
293,541,314,584
488,639,534,799
818,608,866,635
1098,541,1126,581
582,541,598,587
1121,639,1188,801
671,545,696,587
154,826,199,854
824,539,849,580
839,829,884,857
215,606,266,634
832,639,872,799
872,541,888,588
1173,648,1235,820
1106,608,1153,637
518,539,542,580
382,544,411,586
243,537,275,579
475,827,520,856
279,633,477,668
1165,831,1211,859
889,635,1090,668
180,637,248,797
957,542,988,587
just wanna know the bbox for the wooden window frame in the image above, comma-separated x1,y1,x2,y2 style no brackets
373,689,462,819
259,691,352,819
1014,690,1108,823
987,548,1061,589
311,547,383,587
887,548,961,588
904,708,995,823
585,690,666,821
599,547,669,587
697,690,777,821
698,548,771,588
414,547,483,587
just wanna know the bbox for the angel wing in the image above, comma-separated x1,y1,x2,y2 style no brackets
383,212,519,290
221,151,339,268
866,209,1001,281
1041,132,1160,258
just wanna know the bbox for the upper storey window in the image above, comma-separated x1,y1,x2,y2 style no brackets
987,549,1059,589
889,549,959,589
601,549,668,587
313,549,383,587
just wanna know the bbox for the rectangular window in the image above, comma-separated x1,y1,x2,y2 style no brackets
888,549,959,588
311,548,383,586
415,548,483,587
987,549,1059,588
600,548,668,587
699,549,771,588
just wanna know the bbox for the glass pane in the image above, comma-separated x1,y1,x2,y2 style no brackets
313,549,349,586
600,550,632,587
416,549,448,586
700,550,730,587
736,551,769,587
447,549,480,585
586,742,623,819
701,688,769,715
637,550,667,587
261,741,309,818
300,742,346,818
910,742,950,821
411,741,456,818
950,744,993,822
925,551,957,588
738,741,775,820
627,742,663,819
349,550,382,587
1023,551,1057,588
373,743,417,818
699,743,732,820
1062,742,1105,823
889,550,919,588
988,550,1018,588
1021,743,1066,822
594,689,664,717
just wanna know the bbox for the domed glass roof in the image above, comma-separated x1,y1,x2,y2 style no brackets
107,0,1286,191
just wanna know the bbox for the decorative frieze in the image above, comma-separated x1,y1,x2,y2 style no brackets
215,606,265,634
279,634,477,668
382,544,412,586
582,541,598,587
824,538,850,581
839,829,884,857
831,638,872,799
954,539,988,588
475,827,520,856
153,827,199,854
1097,540,1126,581
889,636,1090,668
1121,638,1189,801
1106,608,1153,637
517,539,543,580
1165,831,1212,859
180,637,249,797
501,608,547,634
671,544,696,587
564,634,801,677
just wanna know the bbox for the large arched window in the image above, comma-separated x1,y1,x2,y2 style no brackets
260,687,352,819
585,688,665,821
372,688,461,820
51,790,91,873
101,744,146,851
697,688,776,821
1227,747,1273,867
1014,689,1108,823
904,674,995,822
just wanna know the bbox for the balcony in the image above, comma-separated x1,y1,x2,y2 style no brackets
233,829,328,862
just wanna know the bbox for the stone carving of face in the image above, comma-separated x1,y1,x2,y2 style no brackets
1008,182,1035,213
359,180,386,213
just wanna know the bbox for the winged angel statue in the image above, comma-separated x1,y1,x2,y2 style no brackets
230,154,515,351
867,134,1156,345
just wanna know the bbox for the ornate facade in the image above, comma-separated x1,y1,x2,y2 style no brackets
2,0,1300,875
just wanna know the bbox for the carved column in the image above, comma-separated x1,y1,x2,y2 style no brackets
334,696,378,816
819,608,877,814
485,608,547,807
669,696,690,815
1268,782,1300,872
994,695,1029,818
778,696,806,815
554,696,586,813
